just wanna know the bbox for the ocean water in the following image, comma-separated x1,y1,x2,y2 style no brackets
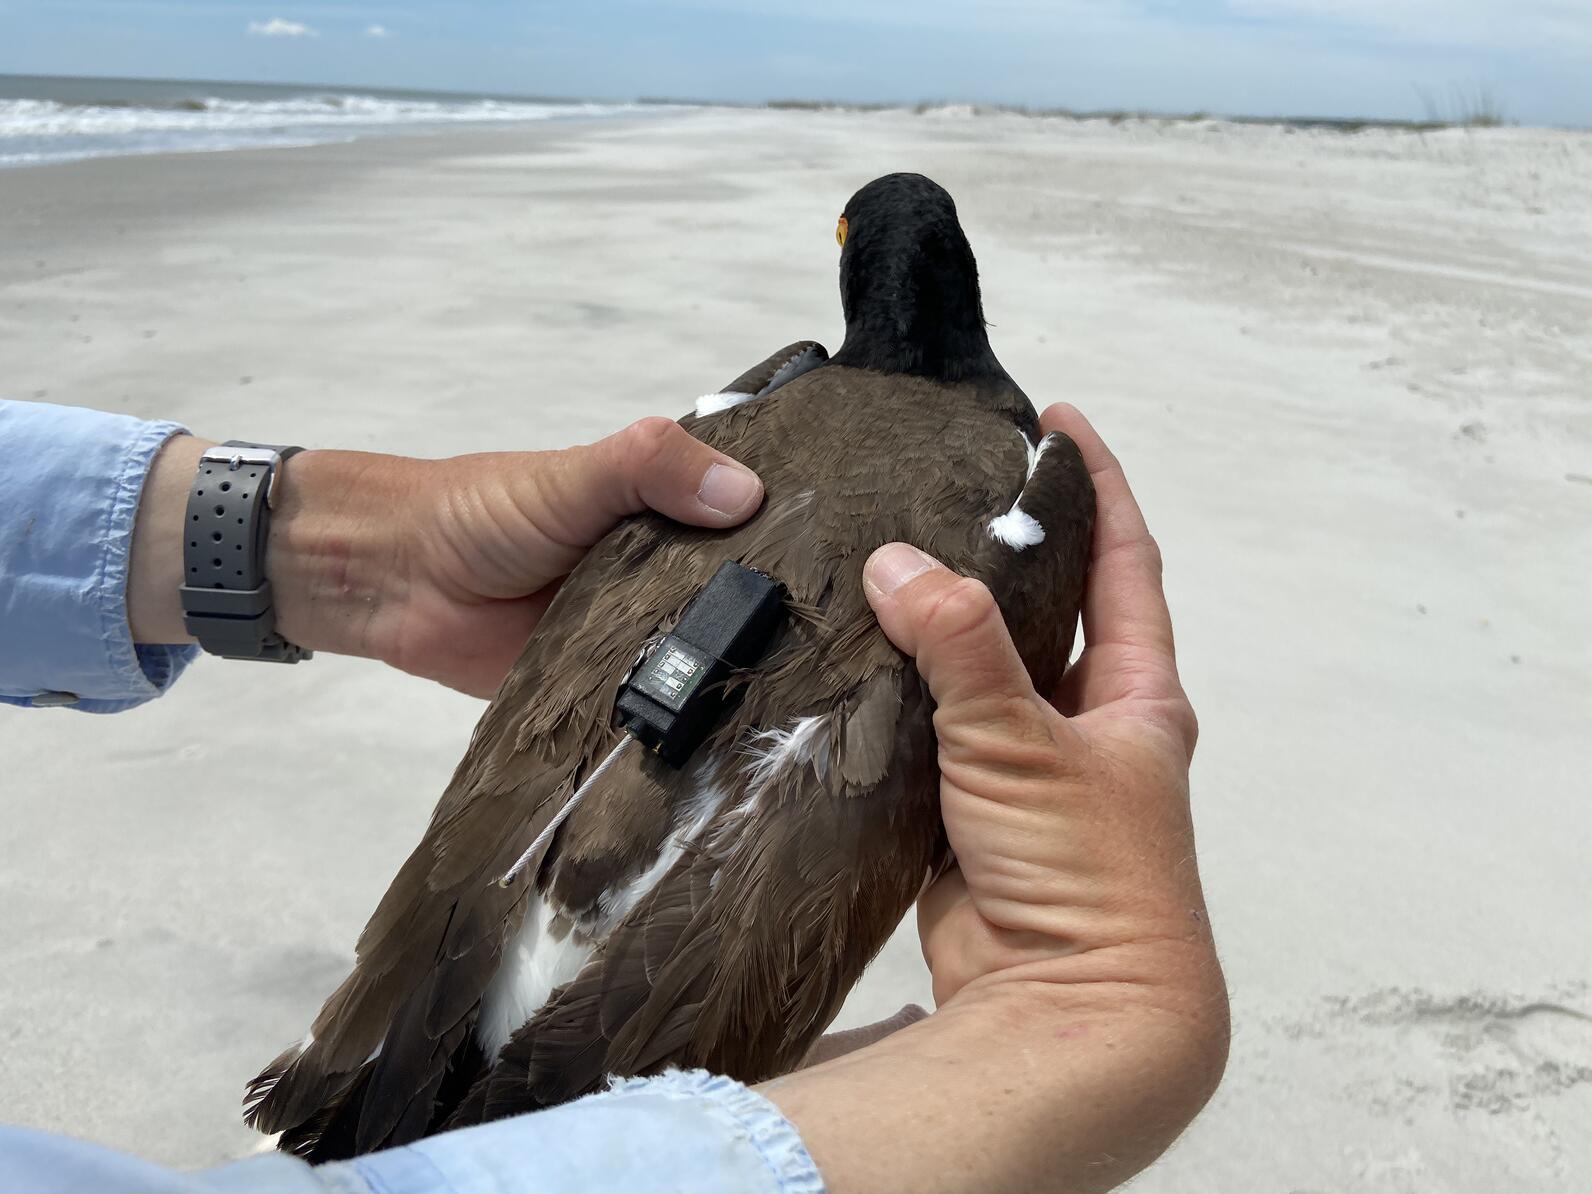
0,74,655,169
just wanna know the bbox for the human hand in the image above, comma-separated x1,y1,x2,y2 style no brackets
762,403,1224,1193
865,402,1215,1015
129,420,763,697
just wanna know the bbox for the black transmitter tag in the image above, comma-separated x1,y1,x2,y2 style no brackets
616,562,787,767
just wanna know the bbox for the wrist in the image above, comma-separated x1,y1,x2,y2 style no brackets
264,448,417,662
763,995,1208,1194
948,935,1229,1043
127,435,418,663
765,963,1226,1194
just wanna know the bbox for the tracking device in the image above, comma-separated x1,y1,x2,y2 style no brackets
498,560,787,887
616,561,787,766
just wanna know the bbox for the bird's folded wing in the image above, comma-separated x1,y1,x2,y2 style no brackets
456,662,941,1122
720,340,828,399
976,428,1095,692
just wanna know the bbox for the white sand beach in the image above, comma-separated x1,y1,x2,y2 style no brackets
2,108,1589,1189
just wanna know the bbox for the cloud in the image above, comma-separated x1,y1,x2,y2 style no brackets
247,17,317,39
364,24,393,39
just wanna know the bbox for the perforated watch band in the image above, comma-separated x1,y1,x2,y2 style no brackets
178,441,312,663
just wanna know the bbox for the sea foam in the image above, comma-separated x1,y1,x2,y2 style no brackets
0,92,651,168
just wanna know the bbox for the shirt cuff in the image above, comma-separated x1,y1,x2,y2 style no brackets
0,401,201,713
316,1069,824,1194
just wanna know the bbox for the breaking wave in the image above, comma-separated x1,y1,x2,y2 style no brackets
0,91,649,168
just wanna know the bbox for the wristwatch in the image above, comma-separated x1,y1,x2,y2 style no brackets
178,441,313,663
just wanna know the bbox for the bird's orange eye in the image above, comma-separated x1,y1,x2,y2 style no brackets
836,216,848,247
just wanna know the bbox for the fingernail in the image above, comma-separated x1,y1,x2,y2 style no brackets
697,463,762,517
867,543,936,595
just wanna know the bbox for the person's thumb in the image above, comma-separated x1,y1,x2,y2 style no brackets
863,543,1080,777
862,543,1035,712
545,417,764,543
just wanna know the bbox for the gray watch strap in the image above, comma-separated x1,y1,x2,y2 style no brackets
178,440,312,663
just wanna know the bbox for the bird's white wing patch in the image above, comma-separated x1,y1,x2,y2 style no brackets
987,429,1055,552
591,760,733,933
1022,431,1042,479
477,754,736,1057
695,391,757,417
476,895,593,1059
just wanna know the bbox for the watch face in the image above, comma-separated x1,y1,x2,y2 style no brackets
629,637,712,714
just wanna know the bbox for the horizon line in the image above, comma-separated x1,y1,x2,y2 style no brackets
3,70,1581,134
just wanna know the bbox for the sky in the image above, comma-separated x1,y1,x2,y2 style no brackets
1,0,1588,127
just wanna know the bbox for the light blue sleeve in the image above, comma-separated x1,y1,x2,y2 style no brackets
0,1071,825,1194
0,399,201,712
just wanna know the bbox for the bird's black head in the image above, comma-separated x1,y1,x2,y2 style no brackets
830,173,998,382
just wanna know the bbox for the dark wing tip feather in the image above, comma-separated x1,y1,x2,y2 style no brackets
244,1039,379,1162
242,1041,305,1132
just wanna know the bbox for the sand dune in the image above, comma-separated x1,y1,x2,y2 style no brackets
2,108,1589,1188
